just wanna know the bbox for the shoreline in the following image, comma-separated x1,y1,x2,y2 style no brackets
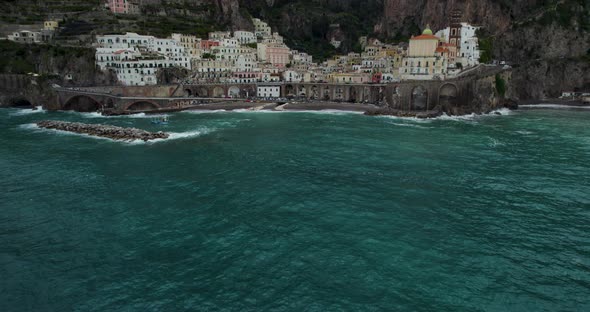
183,101,380,113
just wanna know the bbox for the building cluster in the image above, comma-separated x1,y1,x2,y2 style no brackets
94,13,482,88
7,20,60,44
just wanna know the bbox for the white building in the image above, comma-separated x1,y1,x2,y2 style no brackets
220,38,239,47
283,70,302,82
235,54,258,72
257,84,281,98
8,30,42,44
95,32,192,85
292,51,313,65
233,31,256,45
209,31,231,40
253,18,272,38
435,23,481,67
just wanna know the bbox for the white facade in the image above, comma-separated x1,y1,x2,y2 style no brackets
253,18,272,38
283,70,302,82
435,23,481,66
233,31,256,45
8,30,42,43
235,54,258,72
220,38,239,47
209,31,231,40
95,32,192,85
257,85,281,98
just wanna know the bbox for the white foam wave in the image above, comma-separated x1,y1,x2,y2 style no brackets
128,129,209,145
487,136,505,148
80,112,169,119
379,108,513,124
388,122,431,129
10,106,46,116
183,109,229,114
18,123,39,130
520,104,590,109
220,108,364,115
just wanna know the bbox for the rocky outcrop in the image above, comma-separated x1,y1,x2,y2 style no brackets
36,121,169,142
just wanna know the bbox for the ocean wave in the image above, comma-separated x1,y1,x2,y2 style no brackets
9,106,46,116
128,129,210,145
224,108,364,115
487,136,505,148
182,109,228,114
387,122,432,129
79,112,169,119
519,104,590,109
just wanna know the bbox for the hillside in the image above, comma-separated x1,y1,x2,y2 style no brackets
0,0,588,99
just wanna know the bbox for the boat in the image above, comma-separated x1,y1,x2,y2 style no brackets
151,116,169,125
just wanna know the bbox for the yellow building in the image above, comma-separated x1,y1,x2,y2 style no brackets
328,73,371,84
400,26,448,80
44,20,59,31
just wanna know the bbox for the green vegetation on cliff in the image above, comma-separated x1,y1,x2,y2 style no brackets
495,74,507,97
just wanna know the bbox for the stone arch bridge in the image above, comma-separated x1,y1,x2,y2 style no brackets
53,66,508,114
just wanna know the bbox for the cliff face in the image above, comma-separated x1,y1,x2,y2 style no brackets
232,0,590,99
0,41,117,107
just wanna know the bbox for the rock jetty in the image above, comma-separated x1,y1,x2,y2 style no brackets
36,120,169,142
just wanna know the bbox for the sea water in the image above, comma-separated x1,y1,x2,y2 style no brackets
1,107,589,311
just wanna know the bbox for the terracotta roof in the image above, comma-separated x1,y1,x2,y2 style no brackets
412,34,439,41
435,47,449,53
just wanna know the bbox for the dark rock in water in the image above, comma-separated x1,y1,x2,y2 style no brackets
36,120,169,142
503,99,519,110
494,112,502,115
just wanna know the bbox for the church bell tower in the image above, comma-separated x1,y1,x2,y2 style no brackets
449,9,463,53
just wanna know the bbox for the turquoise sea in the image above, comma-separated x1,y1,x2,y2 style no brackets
1,107,589,311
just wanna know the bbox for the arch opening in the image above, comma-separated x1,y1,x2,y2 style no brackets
9,97,32,107
126,101,159,111
212,87,225,98
285,84,295,97
228,86,241,98
64,95,100,112
349,88,357,103
411,86,429,111
439,84,459,107
184,89,192,97
323,88,331,101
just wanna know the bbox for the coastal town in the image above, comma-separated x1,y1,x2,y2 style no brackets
92,8,482,89
6,1,483,95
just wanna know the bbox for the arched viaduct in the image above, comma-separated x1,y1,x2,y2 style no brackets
53,66,507,114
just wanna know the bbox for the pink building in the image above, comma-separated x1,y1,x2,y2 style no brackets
200,40,220,50
107,0,138,14
266,46,290,68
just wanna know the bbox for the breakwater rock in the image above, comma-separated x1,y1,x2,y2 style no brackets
36,120,169,142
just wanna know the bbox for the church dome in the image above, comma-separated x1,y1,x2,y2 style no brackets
422,25,433,35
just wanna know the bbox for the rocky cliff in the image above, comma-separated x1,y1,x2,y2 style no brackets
0,41,117,107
